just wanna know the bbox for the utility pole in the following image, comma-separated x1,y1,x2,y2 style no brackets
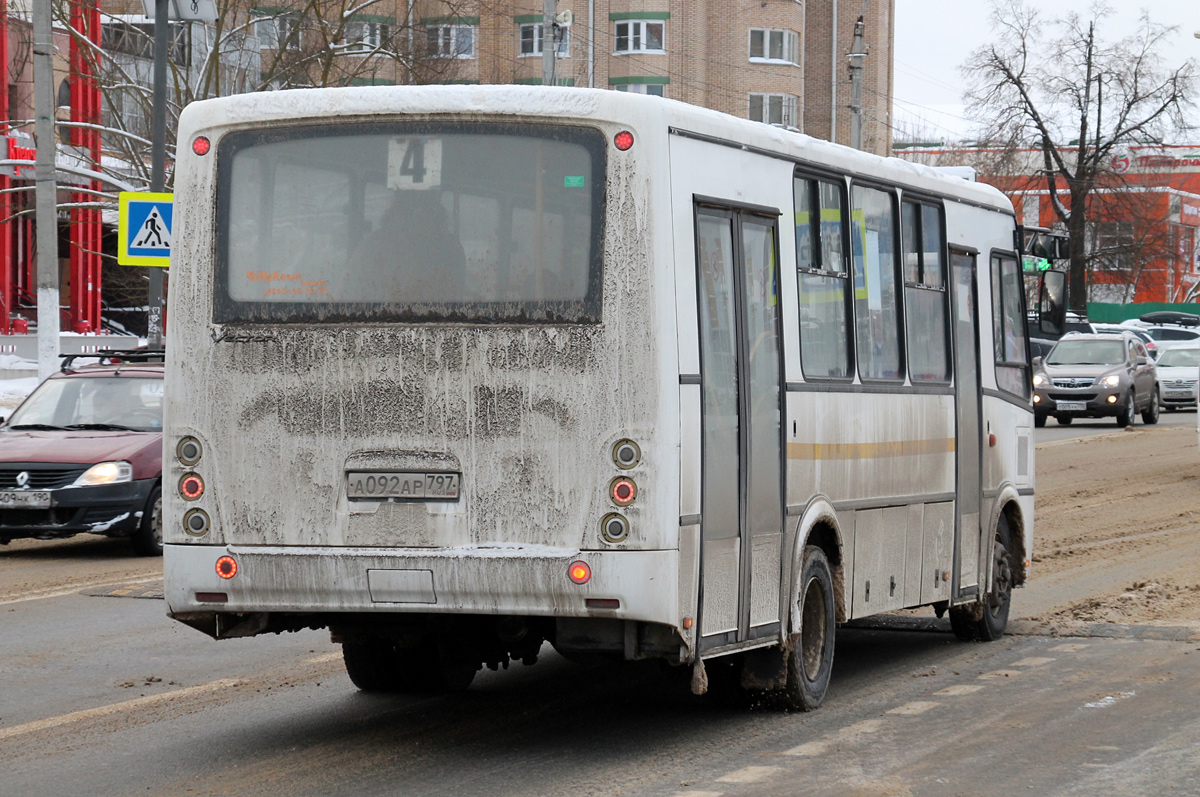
33,0,60,379
148,0,168,348
542,0,556,87
847,15,865,151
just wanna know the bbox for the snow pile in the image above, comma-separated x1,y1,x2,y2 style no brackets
0,375,37,411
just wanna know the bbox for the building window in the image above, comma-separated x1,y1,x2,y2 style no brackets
614,83,664,97
255,14,299,51
614,20,664,53
101,16,189,66
427,24,476,58
749,93,798,126
519,22,570,57
341,21,391,54
749,28,799,64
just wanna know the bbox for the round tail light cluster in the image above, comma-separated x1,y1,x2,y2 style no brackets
613,130,635,151
177,437,202,466
183,508,210,537
179,472,205,501
612,439,641,469
568,560,592,584
601,513,630,543
215,555,238,579
610,476,637,507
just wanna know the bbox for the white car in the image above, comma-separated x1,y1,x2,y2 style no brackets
1154,344,1200,410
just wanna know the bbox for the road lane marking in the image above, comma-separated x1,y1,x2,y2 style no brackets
716,766,782,784
1011,657,1056,667
1050,643,1089,652
783,718,884,756
0,574,162,606
0,678,246,741
978,669,1023,680
1083,692,1135,709
672,792,724,797
887,700,940,715
934,684,985,696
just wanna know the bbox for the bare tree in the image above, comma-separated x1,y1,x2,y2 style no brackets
963,0,1197,312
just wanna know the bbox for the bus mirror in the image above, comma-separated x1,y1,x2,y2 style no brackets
1038,270,1067,337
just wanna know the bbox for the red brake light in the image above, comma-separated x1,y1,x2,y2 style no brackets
614,131,634,151
610,477,637,506
568,561,591,585
215,555,238,579
192,136,211,156
179,472,205,500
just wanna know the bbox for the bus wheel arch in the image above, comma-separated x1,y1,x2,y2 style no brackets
789,504,847,624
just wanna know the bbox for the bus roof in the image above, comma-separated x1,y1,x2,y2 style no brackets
178,85,1014,215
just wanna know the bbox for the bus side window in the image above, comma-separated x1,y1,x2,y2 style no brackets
850,185,903,381
991,254,1031,397
901,201,950,383
794,175,852,379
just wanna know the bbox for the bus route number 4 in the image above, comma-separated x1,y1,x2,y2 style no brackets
388,137,443,190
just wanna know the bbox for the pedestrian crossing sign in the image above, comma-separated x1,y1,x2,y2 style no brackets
118,192,174,267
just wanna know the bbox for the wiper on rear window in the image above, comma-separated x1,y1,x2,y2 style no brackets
63,423,138,432
7,423,69,431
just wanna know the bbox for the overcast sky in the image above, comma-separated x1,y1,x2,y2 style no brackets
892,0,1200,142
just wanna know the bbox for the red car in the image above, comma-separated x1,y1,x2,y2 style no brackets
0,351,163,555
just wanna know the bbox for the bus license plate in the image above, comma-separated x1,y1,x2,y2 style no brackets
0,491,51,508
1055,401,1086,411
346,472,461,501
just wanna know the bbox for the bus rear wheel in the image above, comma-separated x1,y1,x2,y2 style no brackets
949,515,1014,642
781,545,836,711
342,638,477,693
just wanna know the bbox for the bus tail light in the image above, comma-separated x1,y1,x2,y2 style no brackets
601,513,629,543
183,508,210,537
177,437,202,465
180,472,205,500
613,439,641,469
216,555,238,579
614,131,634,151
568,561,591,584
192,136,211,156
610,476,637,506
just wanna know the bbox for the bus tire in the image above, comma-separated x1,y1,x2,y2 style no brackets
949,515,1013,642
342,638,403,692
782,545,836,711
130,486,163,557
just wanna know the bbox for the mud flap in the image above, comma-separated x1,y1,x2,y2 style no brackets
690,658,709,695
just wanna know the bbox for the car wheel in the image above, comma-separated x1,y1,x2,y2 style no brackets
131,486,163,557
1054,414,1073,426
1142,388,1160,425
779,545,837,711
949,515,1014,642
1034,414,1047,428
1115,391,1135,427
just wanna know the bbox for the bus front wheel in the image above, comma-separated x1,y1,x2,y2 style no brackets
782,545,836,711
949,515,1014,642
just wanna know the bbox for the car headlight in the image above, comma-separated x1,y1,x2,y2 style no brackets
1032,373,1048,387
73,461,134,486
1100,374,1121,388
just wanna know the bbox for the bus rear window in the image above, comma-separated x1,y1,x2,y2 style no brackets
214,123,605,324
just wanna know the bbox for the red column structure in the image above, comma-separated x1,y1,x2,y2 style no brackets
0,0,12,335
69,0,102,334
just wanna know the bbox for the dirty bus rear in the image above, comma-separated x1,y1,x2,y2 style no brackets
165,86,1041,708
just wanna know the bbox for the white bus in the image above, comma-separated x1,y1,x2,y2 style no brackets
164,87,1062,709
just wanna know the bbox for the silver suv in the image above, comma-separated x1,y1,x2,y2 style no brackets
1032,331,1159,428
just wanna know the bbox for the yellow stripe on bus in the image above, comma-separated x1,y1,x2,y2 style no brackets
787,437,956,460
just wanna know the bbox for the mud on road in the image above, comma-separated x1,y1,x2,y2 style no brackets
1021,421,1200,627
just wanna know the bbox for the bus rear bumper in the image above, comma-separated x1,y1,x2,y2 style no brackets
164,543,681,631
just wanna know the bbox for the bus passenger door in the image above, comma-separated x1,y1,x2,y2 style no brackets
693,204,784,650
950,250,982,597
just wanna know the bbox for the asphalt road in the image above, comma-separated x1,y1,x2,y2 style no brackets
3,583,1199,796
1035,403,1196,442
